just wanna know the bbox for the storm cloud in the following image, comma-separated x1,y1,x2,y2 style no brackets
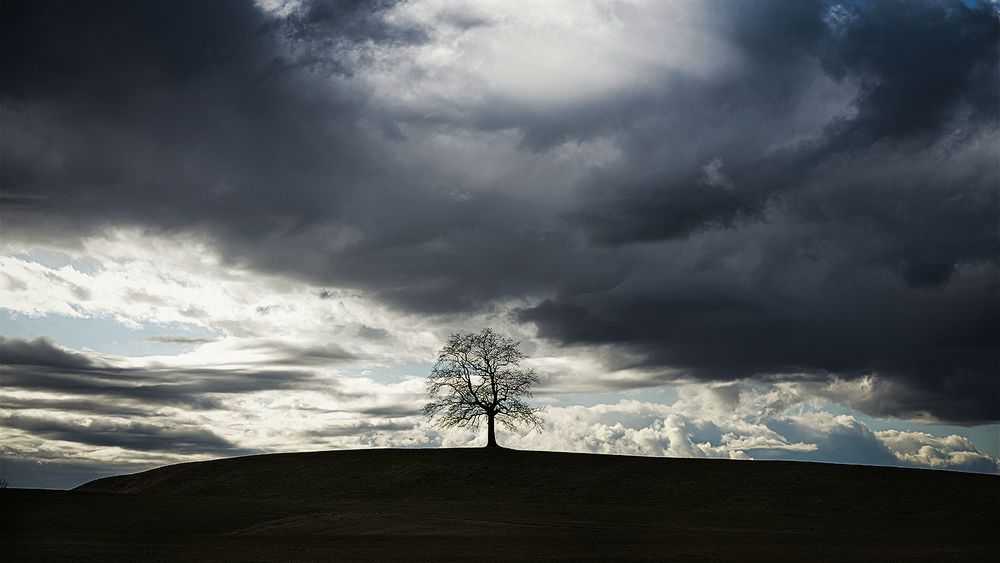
0,336,327,410
2,413,241,454
2,0,997,427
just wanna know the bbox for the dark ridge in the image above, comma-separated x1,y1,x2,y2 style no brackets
75,447,994,505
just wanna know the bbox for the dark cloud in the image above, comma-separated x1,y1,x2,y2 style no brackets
523,0,1000,423
289,0,429,48
1,0,376,241
145,335,218,345
356,325,389,340
0,337,326,410
820,0,999,143
307,419,414,438
520,254,999,424
3,413,243,454
253,339,360,365
358,404,422,417
1,336,99,370
0,396,158,418
576,0,998,247
1,0,997,424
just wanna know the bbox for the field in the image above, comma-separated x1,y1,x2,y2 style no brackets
4,448,998,561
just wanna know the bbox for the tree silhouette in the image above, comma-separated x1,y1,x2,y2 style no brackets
423,328,543,448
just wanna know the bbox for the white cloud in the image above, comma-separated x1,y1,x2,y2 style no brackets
376,0,737,109
1,229,442,365
493,387,998,474
499,395,818,460
876,430,1000,473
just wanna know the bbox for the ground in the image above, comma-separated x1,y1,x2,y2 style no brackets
4,448,998,561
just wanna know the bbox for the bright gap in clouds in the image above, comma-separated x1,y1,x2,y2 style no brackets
1,230,996,489
1,313,222,357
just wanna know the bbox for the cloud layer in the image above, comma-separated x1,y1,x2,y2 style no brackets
1,0,997,478
3,335,996,489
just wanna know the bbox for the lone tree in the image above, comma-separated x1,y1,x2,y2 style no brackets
423,328,543,448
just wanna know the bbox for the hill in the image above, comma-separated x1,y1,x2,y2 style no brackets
4,448,999,561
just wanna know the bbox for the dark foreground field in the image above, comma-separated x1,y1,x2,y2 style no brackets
4,448,998,562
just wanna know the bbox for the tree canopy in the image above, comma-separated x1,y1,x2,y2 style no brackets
423,328,543,448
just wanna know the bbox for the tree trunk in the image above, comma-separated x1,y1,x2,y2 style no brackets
486,413,498,448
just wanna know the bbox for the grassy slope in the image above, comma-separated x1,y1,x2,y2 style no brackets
5,448,999,561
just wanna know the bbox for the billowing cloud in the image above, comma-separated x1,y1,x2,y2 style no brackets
876,429,1000,474
498,386,999,474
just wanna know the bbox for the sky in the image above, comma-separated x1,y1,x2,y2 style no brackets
1,0,998,489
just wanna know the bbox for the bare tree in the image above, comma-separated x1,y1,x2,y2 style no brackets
423,328,543,448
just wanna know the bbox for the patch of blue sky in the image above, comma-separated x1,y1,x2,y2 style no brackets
822,401,999,458
9,249,103,274
0,309,220,356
